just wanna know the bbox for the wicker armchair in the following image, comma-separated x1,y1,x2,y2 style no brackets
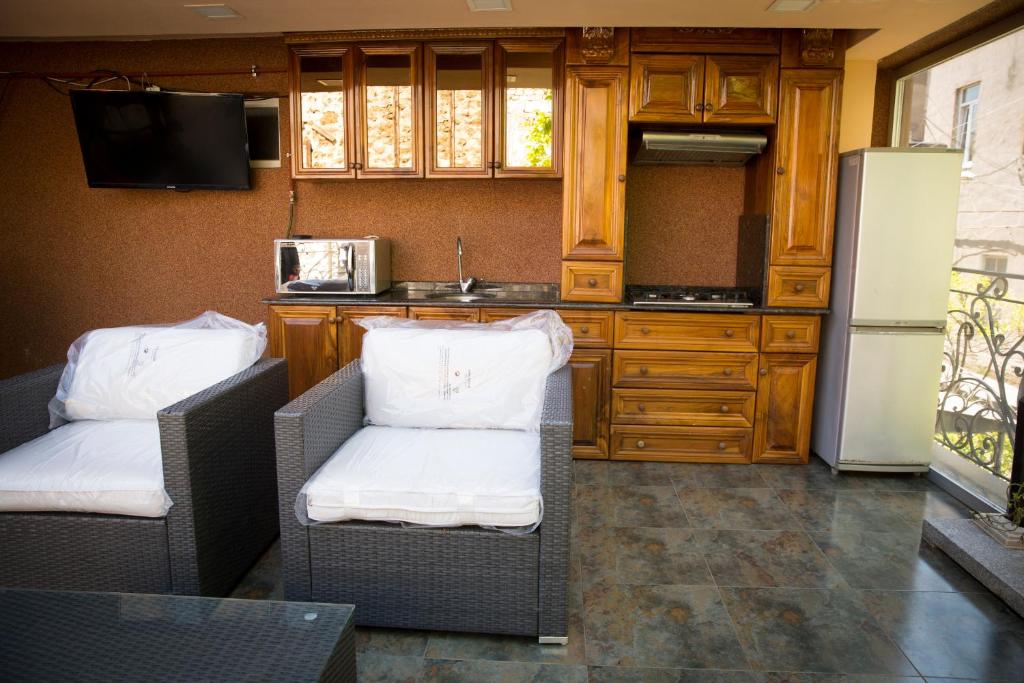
0,358,288,597
275,360,573,643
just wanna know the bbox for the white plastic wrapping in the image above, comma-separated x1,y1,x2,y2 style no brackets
48,311,267,426
357,310,572,431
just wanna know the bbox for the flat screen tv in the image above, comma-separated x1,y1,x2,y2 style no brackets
70,90,251,190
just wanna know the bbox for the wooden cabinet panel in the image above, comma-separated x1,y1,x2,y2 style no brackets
562,66,628,260
268,305,339,399
355,43,423,178
495,38,564,178
566,28,629,66
630,28,781,54
611,425,753,463
761,316,820,353
753,354,817,463
289,46,356,179
478,308,539,322
766,266,831,308
407,306,480,322
612,389,755,428
703,55,778,124
561,262,623,303
556,310,614,348
569,349,612,459
614,312,760,352
613,351,759,391
628,54,704,124
337,306,408,366
770,69,842,266
425,41,493,178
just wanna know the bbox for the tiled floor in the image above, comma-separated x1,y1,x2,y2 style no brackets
231,458,1024,682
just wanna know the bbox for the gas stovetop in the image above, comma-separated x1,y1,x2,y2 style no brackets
629,286,756,309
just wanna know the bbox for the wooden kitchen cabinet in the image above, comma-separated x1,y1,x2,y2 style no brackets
407,306,480,322
268,305,339,399
495,38,564,178
766,266,831,308
753,353,817,463
568,349,612,459
628,54,704,124
630,28,781,55
703,55,778,124
337,305,408,366
355,43,423,178
761,315,820,353
611,425,752,463
614,311,760,353
289,46,357,179
561,65,628,261
560,262,623,303
770,69,842,266
425,42,493,178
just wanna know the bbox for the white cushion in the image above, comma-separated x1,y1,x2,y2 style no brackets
361,327,552,431
63,326,260,421
303,426,541,527
0,420,171,517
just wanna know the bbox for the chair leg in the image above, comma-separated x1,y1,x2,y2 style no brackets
538,636,569,645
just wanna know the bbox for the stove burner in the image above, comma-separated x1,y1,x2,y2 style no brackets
630,286,755,309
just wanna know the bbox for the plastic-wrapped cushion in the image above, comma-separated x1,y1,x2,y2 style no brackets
300,425,541,527
48,311,266,425
358,310,572,431
0,419,171,517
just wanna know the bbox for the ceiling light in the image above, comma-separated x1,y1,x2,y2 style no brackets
466,0,512,12
765,0,819,11
185,4,243,19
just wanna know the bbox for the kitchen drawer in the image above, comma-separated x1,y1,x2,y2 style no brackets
408,306,480,322
761,315,820,353
613,350,758,390
611,425,752,463
557,310,614,348
479,308,539,323
614,311,760,352
766,266,830,308
560,261,623,303
612,388,755,428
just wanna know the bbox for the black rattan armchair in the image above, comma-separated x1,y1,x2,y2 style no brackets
0,358,288,596
274,360,573,643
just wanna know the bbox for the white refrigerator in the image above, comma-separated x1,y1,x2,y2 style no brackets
812,148,963,472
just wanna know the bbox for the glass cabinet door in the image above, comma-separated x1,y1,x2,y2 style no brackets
290,47,355,178
495,38,563,178
356,44,422,177
426,42,492,177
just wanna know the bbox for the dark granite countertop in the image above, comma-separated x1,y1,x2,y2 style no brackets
262,282,829,316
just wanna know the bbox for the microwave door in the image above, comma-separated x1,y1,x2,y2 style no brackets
343,243,354,292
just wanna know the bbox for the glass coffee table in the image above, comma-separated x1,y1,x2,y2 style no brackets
0,589,355,682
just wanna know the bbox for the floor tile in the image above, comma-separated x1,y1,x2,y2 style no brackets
576,485,689,528
777,490,920,533
583,584,748,669
720,587,917,675
606,462,684,487
871,490,973,525
356,627,430,656
358,653,589,682
588,668,762,682
574,460,609,485
861,590,1024,680
810,530,985,592
671,464,772,490
695,529,848,589
763,676,924,683
228,541,283,600
576,526,713,589
755,461,870,491
356,653,428,682
677,488,799,530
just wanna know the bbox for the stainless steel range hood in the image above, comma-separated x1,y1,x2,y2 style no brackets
633,131,768,166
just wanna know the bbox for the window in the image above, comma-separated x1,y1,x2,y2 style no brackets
953,82,981,166
983,254,1008,273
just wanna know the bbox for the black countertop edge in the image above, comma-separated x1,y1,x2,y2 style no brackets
262,294,828,316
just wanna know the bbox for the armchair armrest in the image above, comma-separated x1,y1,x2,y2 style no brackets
274,359,365,600
157,357,289,596
538,365,573,639
0,364,64,454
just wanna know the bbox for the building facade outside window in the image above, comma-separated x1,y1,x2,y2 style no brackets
954,82,981,167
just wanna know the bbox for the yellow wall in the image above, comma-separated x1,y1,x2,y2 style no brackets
839,60,879,152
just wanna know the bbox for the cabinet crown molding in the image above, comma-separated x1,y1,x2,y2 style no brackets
579,27,616,63
285,27,565,44
800,29,836,66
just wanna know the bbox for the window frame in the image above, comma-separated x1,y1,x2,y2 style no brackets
953,81,981,167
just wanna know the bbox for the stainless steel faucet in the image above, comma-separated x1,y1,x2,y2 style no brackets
456,237,476,293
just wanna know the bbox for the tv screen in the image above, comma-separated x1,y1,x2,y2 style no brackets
70,90,251,190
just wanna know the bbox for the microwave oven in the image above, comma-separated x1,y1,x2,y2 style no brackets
275,238,391,295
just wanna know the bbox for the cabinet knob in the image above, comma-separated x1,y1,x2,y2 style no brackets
327,316,338,324
640,326,650,335
720,405,729,413
587,278,598,287
717,441,727,450
579,325,590,334
724,329,735,338
776,166,785,175
493,160,502,169
794,283,806,293
695,103,704,112
637,403,646,412
704,103,713,113
759,368,769,376
639,366,649,375
723,368,733,376
786,330,797,339
636,440,646,449
618,174,626,182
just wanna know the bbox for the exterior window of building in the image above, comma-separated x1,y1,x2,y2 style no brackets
982,253,1008,273
953,82,981,166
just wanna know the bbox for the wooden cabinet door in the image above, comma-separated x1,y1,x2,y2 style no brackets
753,354,817,463
628,54,704,124
770,69,841,266
355,43,423,178
425,41,493,178
268,305,339,399
289,46,356,179
337,306,408,366
562,65,628,260
569,349,611,459
407,306,480,322
703,55,778,124
494,38,563,178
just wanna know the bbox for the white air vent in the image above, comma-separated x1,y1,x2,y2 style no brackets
467,0,512,12
185,4,243,19
765,0,819,11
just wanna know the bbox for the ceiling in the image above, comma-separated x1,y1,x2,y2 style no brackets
0,0,994,61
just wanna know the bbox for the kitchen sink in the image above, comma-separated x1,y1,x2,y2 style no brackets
424,292,497,302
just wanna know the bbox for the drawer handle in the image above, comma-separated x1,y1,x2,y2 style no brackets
580,325,590,334
720,405,729,413
717,441,727,450
637,403,646,412
794,283,806,293
639,366,649,375
636,440,646,449
785,330,797,340
640,326,650,335
759,368,768,376
723,368,733,376
724,329,735,338
587,278,598,287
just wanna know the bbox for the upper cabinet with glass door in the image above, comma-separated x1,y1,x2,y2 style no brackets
290,46,356,178
426,42,493,178
495,39,563,178
356,43,423,178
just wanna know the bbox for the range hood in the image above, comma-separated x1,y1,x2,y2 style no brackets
633,131,768,166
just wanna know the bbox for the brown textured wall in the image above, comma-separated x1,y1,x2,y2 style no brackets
624,164,745,287
0,37,562,378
